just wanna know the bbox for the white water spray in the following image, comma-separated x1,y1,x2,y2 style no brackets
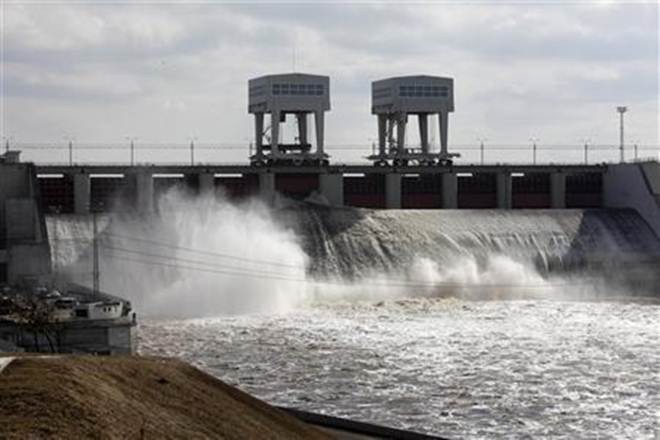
46,190,657,318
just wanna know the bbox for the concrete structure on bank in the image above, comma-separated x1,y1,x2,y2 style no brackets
248,73,330,166
604,161,660,238
0,151,136,355
369,75,458,166
0,151,51,285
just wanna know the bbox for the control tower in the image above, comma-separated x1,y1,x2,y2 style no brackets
248,73,330,166
369,75,458,166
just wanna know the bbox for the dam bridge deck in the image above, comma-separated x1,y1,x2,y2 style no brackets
33,162,610,213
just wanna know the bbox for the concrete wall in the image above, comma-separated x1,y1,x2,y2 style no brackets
5,199,38,242
604,162,660,238
0,164,32,248
2,319,135,354
7,243,51,285
1,162,52,285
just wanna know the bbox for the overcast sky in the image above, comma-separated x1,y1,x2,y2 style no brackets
2,1,658,164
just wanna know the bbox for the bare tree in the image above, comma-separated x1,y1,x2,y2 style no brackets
10,294,63,353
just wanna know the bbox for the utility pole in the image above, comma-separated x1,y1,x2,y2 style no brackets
617,106,627,163
4,139,8,153
92,210,100,296
634,143,638,161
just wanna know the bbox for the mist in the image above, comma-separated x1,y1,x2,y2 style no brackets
45,187,660,319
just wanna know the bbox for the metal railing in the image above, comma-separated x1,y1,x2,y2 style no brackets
9,142,660,166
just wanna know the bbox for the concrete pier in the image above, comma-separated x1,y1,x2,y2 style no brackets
551,172,566,209
385,174,402,209
259,172,276,203
199,173,215,195
73,174,90,215
319,173,343,206
497,172,512,209
442,173,457,208
135,172,154,214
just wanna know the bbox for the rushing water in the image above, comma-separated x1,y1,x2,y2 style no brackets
45,192,660,438
139,298,660,439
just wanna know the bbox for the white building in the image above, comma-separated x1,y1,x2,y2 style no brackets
370,75,458,166
248,73,330,166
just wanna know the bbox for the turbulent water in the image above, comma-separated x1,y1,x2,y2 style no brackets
45,191,660,439
139,299,660,439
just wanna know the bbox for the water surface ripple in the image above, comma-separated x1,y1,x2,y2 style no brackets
139,299,660,439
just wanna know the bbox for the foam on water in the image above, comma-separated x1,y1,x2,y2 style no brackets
138,298,660,439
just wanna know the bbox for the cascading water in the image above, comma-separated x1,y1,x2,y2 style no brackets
46,189,660,318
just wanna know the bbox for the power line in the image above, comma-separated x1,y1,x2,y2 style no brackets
101,243,304,278
104,232,305,270
102,249,597,291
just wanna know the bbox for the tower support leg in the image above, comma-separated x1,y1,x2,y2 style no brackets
315,111,325,156
439,111,449,156
271,110,280,159
297,113,308,146
396,113,407,156
419,114,429,154
378,114,387,157
254,113,264,157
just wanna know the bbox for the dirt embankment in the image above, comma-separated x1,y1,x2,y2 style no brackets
0,355,331,439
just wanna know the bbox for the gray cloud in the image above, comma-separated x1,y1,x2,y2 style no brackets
3,2,658,161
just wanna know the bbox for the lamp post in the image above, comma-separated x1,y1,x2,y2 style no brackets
125,137,138,166
63,135,75,166
582,138,591,165
529,137,539,165
477,137,487,165
188,136,198,166
617,106,627,163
